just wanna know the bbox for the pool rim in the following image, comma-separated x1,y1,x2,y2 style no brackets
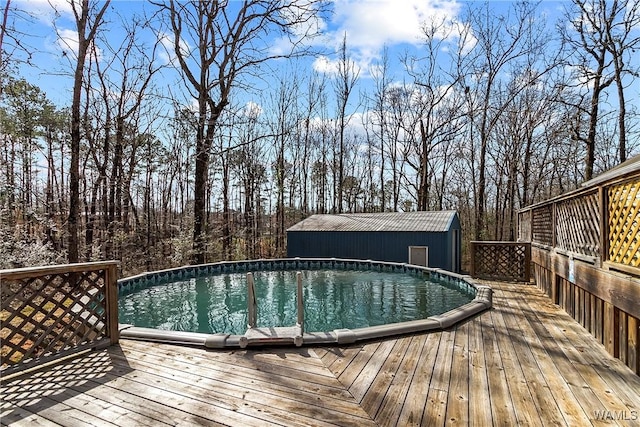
117,257,492,348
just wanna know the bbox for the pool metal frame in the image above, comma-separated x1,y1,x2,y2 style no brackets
118,258,492,348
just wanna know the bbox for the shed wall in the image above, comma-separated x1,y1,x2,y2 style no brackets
286,230,459,272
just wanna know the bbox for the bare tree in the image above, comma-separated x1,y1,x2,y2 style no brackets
0,1,41,92
0,0,12,87
561,0,640,176
267,72,299,253
298,72,325,214
311,87,332,214
383,84,409,211
463,2,552,239
333,34,360,213
404,19,465,211
230,102,266,259
107,17,160,250
562,0,614,179
602,0,640,163
368,49,391,212
155,0,326,264
66,0,111,263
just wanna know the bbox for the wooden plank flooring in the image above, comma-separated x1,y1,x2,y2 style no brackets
2,282,640,426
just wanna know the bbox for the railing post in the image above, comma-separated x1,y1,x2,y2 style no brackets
469,241,476,278
524,242,532,282
105,263,120,345
552,202,557,248
296,271,304,334
247,273,257,328
598,185,608,268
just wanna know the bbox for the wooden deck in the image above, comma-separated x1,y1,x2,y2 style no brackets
2,282,640,426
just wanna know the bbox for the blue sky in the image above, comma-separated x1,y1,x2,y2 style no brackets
5,0,639,212
5,1,524,102
5,0,639,126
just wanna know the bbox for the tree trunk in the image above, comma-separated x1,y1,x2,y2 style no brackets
68,0,110,263
417,119,429,211
192,137,209,264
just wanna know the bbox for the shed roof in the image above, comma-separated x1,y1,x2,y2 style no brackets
287,211,458,232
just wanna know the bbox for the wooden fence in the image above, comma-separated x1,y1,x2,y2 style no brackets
0,261,119,377
518,158,639,375
470,241,531,282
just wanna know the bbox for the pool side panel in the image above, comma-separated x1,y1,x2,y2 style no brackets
119,326,208,346
118,258,492,348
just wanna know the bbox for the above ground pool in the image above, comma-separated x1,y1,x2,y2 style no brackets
118,258,492,348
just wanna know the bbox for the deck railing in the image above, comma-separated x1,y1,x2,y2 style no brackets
0,261,119,377
518,158,639,375
519,170,640,273
470,241,531,282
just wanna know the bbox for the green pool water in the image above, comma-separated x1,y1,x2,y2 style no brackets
118,269,474,335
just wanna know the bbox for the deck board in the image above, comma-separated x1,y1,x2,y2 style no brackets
504,289,594,426
347,338,396,402
118,342,366,418
2,281,640,427
482,303,519,426
468,310,493,427
422,329,456,426
494,288,566,427
401,332,441,425
374,334,426,425
446,320,470,426
489,291,543,427
515,290,625,424
336,340,381,388
359,335,412,418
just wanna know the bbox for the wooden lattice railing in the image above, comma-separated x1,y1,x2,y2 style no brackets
518,209,531,242
518,158,639,375
470,241,531,282
519,172,640,273
608,177,640,272
532,204,554,246
0,262,119,377
555,190,600,258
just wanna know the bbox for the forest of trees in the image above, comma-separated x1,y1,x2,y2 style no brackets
1,0,639,276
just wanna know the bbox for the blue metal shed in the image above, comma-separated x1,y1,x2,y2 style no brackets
286,211,461,273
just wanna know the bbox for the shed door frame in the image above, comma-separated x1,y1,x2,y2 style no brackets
408,246,429,267
452,229,461,273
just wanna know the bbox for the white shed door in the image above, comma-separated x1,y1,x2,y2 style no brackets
408,246,428,267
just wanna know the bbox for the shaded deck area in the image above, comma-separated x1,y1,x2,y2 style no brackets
2,282,639,426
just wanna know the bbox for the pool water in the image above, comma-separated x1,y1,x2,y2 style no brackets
118,269,474,335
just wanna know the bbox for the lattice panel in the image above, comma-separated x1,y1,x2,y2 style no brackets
518,210,531,242
1,270,108,371
532,205,554,246
555,191,600,257
473,243,529,281
608,178,640,268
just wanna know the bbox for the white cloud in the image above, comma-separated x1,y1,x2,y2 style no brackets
15,0,110,61
157,32,191,66
312,54,363,77
312,56,334,74
244,101,263,120
56,28,78,58
14,0,74,25
52,27,104,62
315,0,462,76
331,0,431,49
337,1,460,50
564,64,596,91
451,20,476,55
269,2,328,56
